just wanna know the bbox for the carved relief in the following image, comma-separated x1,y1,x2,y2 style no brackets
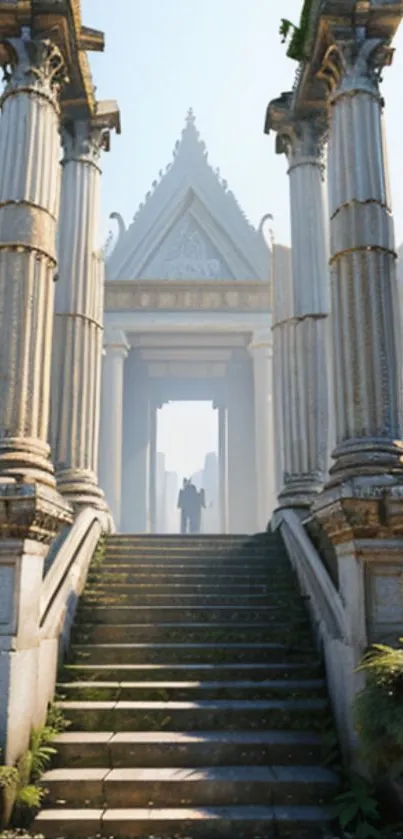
159,218,223,281
105,282,270,312
372,572,403,625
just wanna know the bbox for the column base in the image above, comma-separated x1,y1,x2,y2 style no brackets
56,468,110,515
278,472,324,510
0,437,57,489
329,438,403,486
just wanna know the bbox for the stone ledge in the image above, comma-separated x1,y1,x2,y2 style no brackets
0,479,72,542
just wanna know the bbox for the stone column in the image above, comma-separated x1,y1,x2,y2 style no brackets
149,403,158,534
51,113,119,511
218,405,229,533
318,39,403,482
0,36,67,490
98,328,129,530
266,97,330,508
249,329,276,529
226,354,257,533
121,353,151,533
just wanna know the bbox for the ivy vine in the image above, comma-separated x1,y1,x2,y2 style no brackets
280,0,315,62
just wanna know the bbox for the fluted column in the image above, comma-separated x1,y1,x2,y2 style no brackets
98,328,129,530
249,329,275,529
51,115,118,510
319,39,403,481
266,99,330,507
0,36,67,488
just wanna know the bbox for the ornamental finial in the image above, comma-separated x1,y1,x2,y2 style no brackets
186,106,195,124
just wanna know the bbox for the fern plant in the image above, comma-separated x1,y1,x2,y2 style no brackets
336,773,381,838
354,643,403,779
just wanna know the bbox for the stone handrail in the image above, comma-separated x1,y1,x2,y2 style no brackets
274,508,358,758
40,507,106,638
35,507,108,730
276,508,347,641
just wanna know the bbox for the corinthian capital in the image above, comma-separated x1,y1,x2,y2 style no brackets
265,91,327,167
62,101,121,165
0,31,68,104
317,36,394,98
62,120,109,166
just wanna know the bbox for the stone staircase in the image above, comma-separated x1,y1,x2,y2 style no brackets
35,532,338,838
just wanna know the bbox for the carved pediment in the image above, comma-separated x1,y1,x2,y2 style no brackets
140,214,234,281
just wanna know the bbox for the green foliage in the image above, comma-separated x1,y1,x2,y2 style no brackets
0,703,68,829
44,704,69,736
336,773,381,838
279,0,315,62
354,642,403,778
0,769,19,791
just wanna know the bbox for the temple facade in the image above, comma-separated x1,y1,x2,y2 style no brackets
99,111,275,534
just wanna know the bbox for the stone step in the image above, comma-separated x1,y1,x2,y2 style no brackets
58,677,326,702
80,593,279,607
56,698,328,732
62,661,322,683
100,558,279,569
77,604,306,625
35,803,336,839
89,572,275,585
84,583,296,597
71,641,316,665
41,764,338,809
51,730,325,769
73,622,310,645
102,549,284,560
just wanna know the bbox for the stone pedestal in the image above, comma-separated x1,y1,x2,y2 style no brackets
98,328,129,530
266,99,330,509
249,329,275,529
121,353,151,533
51,114,118,512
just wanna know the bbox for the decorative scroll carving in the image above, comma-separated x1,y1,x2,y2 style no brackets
161,218,222,280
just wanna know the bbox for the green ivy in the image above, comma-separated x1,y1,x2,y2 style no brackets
280,0,315,62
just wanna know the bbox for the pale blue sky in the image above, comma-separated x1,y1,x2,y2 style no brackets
82,0,403,247
81,0,403,478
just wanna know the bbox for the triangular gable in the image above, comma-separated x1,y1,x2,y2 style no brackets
106,109,270,283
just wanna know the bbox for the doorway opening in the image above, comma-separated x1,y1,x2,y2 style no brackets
156,401,218,533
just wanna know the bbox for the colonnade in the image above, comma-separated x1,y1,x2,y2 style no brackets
0,30,119,524
98,336,275,534
267,29,403,507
